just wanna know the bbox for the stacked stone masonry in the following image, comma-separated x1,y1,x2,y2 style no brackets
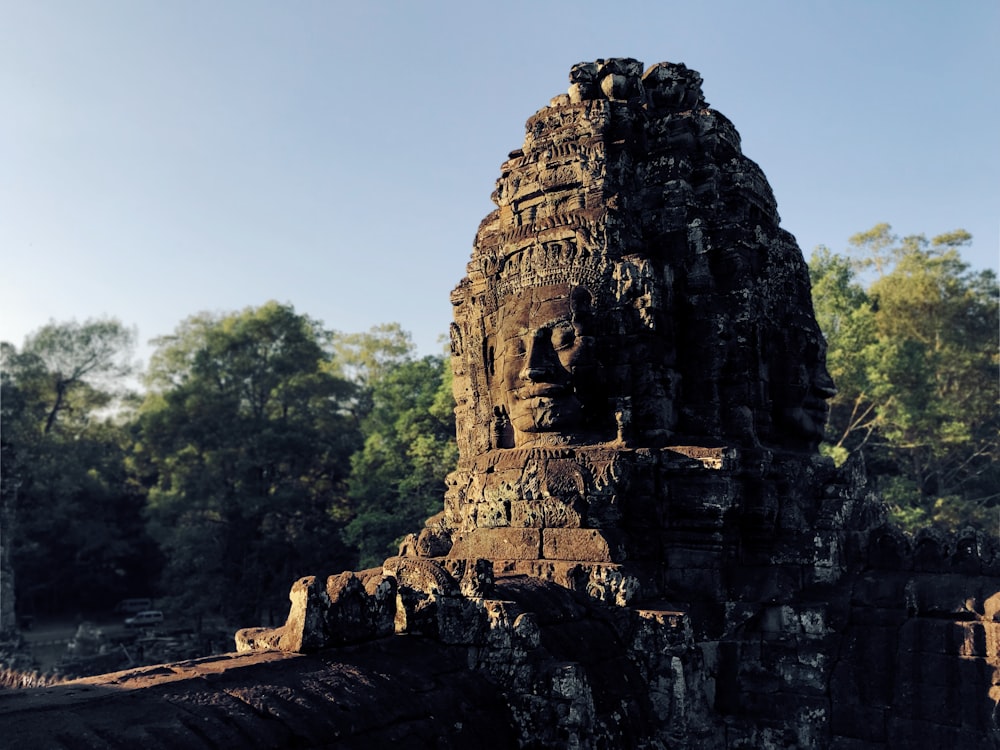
3,58,997,749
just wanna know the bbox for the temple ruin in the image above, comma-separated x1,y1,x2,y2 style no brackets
3,59,999,749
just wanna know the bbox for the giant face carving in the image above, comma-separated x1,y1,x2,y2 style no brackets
774,335,837,448
494,284,597,445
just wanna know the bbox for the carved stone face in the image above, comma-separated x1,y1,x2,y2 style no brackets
776,338,837,447
495,284,596,444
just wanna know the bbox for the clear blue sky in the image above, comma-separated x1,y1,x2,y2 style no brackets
2,1,997,365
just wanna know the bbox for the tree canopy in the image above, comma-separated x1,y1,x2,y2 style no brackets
138,302,361,623
1,319,153,622
2,308,459,631
810,224,999,531
3,318,136,435
342,351,457,567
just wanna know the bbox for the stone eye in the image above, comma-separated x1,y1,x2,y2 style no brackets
552,327,576,351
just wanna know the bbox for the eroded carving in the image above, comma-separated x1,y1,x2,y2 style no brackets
494,283,599,445
431,57,841,575
451,59,832,466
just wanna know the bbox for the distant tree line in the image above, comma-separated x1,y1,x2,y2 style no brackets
1,306,454,627
1,224,996,631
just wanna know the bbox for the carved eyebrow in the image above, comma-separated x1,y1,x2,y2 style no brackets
504,333,528,348
539,316,575,330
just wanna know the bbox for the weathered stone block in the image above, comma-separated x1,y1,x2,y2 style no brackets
907,573,999,617
440,557,496,598
449,528,542,560
470,498,512,528
984,591,1000,621
728,564,804,602
233,625,283,653
510,497,585,528
262,575,330,653
851,572,909,608
541,528,627,562
324,569,397,645
892,652,963,725
664,565,724,601
831,626,896,706
885,717,978,747
414,525,453,556
957,655,998,729
829,737,888,750
434,596,491,645
984,621,1000,659
900,617,949,655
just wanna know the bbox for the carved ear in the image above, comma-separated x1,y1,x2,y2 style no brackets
483,337,495,378
492,405,513,449
570,286,594,323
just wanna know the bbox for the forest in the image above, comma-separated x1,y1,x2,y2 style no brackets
1,225,997,629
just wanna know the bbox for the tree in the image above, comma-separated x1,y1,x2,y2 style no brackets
810,225,999,531
331,323,416,386
1,320,151,623
808,248,879,461
138,302,360,624
330,322,416,425
0,349,30,633
15,319,136,435
340,335,458,568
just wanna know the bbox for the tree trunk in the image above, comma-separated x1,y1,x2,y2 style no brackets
43,379,68,435
0,490,17,636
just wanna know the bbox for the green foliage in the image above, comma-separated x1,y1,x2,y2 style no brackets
1,320,154,618
810,225,999,532
12,318,136,435
4,309,459,626
340,332,457,568
809,247,879,453
330,322,415,387
139,302,361,623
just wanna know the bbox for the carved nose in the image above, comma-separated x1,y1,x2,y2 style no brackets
813,366,837,399
520,329,558,381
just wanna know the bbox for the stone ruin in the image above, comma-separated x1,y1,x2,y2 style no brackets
3,59,999,749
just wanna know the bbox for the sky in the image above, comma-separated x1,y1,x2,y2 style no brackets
2,1,997,368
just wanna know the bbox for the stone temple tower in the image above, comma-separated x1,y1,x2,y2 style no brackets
397,58,847,610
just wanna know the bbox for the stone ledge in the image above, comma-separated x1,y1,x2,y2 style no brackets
0,640,518,749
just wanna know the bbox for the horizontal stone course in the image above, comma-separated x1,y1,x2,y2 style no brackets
540,528,627,562
449,528,541,560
